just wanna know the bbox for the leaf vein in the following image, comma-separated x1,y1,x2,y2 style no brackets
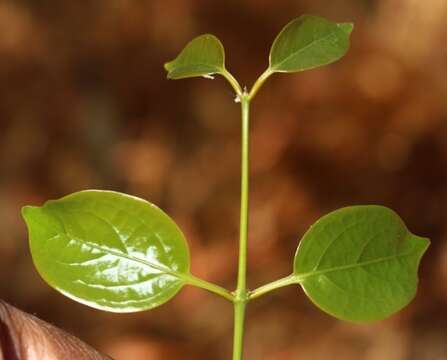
272,31,340,70
298,250,419,281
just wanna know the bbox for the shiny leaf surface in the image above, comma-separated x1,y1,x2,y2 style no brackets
164,34,225,79
294,206,429,322
269,15,353,73
22,190,190,312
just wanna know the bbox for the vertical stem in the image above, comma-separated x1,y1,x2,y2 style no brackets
232,94,250,360
232,301,246,360
237,96,250,295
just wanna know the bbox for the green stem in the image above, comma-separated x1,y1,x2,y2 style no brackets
232,94,251,360
222,69,243,97
248,68,273,101
237,96,250,296
249,274,299,300
232,300,246,360
186,275,234,302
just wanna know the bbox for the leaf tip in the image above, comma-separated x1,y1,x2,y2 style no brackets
164,61,173,79
419,235,431,254
338,22,354,35
21,205,39,221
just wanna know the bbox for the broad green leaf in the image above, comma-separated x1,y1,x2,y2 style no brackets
22,190,190,313
269,15,353,73
294,206,429,322
165,34,226,79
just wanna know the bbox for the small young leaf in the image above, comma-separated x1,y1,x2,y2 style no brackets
294,206,429,322
165,34,226,79
22,190,190,313
269,15,353,73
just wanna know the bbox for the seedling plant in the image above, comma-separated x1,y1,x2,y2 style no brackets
23,15,429,360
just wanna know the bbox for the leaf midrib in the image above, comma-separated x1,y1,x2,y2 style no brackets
68,236,188,281
295,251,418,282
271,29,341,71
168,63,223,75
48,204,186,280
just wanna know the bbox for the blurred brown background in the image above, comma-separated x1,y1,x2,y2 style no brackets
1,0,446,359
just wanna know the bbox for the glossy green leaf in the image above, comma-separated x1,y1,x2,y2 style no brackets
269,15,353,73
294,206,429,322
22,190,190,313
164,34,226,79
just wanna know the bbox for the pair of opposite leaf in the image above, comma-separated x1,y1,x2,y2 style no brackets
22,15,429,323
164,15,353,88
